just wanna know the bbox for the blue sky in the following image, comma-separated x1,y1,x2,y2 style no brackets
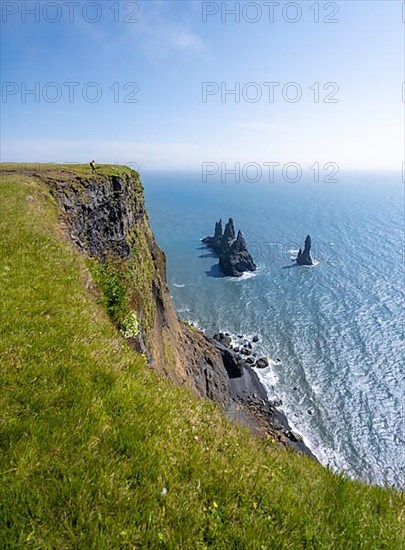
1,0,404,171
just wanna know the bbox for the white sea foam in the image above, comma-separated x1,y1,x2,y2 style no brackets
288,249,319,266
311,383,321,396
256,369,351,477
227,271,258,282
173,283,185,288
286,415,350,474
301,260,319,267
253,363,280,402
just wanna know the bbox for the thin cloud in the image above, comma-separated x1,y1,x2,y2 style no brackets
233,122,293,133
173,117,207,125
167,28,204,51
131,3,205,61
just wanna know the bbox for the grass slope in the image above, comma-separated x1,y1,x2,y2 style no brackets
0,167,403,549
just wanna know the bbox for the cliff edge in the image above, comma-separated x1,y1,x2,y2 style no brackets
40,165,231,406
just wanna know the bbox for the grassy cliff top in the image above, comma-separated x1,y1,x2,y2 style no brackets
1,162,139,179
0,165,403,548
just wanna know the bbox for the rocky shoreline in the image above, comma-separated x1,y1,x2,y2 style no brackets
205,331,316,458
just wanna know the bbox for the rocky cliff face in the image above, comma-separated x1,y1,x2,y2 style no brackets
42,168,231,406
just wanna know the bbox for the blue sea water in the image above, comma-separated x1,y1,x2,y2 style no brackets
143,171,404,489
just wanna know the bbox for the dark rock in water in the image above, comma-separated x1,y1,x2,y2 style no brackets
238,335,243,339
247,342,252,350
219,230,257,277
221,218,236,250
233,346,239,353
213,332,232,348
202,219,223,252
203,218,256,277
202,218,232,255
296,235,314,266
241,347,251,356
252,335,259,343
285,430,303,443
307,409,314,415
246,356,255,365
256,357,269,369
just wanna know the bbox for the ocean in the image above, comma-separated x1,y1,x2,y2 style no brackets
142,171,404,489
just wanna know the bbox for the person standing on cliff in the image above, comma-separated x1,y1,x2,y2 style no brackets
90,160,96,174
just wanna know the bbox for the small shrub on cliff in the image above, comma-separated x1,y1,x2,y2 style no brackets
120,312,139,339
88,260,127,323
182,318,198,332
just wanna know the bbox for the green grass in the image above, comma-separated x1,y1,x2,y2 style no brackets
0,168,403,549
1,162,138,180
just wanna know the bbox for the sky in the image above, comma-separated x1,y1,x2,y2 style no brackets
1,0,404,172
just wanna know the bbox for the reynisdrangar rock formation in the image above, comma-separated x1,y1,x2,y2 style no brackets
203,218,256,277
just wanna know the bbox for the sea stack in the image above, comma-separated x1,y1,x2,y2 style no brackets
296,235,314,266
221,217,236,250
203,218,257,277
202,219,223,252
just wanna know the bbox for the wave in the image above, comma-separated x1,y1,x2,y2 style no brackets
173,283,185,288
227,271,258,282
301,260,319,267
254,360,351,477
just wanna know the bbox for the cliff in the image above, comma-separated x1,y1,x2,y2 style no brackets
42,166,231,406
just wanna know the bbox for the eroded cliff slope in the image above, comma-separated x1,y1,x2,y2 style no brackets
39,165,231,406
